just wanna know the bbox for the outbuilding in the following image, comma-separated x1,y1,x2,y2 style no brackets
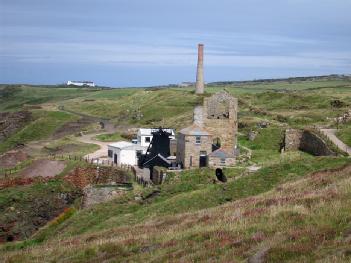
108,141,147,166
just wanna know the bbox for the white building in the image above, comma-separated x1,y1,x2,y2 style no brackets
107,141,147,166
67,80,95,87
137,128,175,147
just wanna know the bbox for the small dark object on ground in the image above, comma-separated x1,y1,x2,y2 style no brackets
215,168,227,182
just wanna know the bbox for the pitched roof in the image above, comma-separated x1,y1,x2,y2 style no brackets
208,148,235,158
143,154,171,166
179,124,211,136
108,141,134,149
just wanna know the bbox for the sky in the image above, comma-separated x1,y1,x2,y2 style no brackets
0,0,351,87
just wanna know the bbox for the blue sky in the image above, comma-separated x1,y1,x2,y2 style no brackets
0,0,350,87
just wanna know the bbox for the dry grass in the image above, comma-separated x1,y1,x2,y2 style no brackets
2,163,351,262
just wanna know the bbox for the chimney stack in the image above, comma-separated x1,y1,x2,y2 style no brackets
195,44,204,94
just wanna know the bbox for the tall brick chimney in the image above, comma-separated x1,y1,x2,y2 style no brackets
195,44,204,94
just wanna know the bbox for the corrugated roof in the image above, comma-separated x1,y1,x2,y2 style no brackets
179,124,211,136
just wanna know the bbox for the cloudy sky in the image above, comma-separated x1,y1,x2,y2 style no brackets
0,0,350,87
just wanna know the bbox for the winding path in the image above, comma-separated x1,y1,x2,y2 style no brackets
320,128,351,156
76,133,111,159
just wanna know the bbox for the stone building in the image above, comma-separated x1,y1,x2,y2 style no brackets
177,124,212,168
177,91,238,168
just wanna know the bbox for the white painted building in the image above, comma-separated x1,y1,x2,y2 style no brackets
67,80,95,87
137,128,175,147
107,141,147,166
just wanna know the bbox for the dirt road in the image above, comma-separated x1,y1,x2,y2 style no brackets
20,159,66,178
76,133,111,159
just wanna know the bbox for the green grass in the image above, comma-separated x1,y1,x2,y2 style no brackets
15,155,349,244
94,133,124,142
336,123,351,146
0,85,100,111
42,137,100,156
0,110,77,153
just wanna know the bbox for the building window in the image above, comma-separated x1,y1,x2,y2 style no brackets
195,136,201,144
108,150,113,158
145,137,151,143
220,158,226,164
190,156,193,166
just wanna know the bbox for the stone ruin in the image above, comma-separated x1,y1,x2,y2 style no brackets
284,129,336,156
177,91,238,169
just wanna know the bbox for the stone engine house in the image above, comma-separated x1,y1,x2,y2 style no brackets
177,91,238,168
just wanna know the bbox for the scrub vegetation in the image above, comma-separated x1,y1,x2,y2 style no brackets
0,77,350,262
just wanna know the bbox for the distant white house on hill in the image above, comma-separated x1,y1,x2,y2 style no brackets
137,128,175,147
107,141,147,166
66,80,95,87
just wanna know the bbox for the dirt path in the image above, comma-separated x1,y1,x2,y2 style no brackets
76,133,111,159
320,128,351,156
20,159,66,178
58,106,119,159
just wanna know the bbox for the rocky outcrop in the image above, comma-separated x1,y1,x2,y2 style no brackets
284,129,335,156
0,111,32,142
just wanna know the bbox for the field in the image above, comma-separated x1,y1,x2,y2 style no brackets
0,77,350,262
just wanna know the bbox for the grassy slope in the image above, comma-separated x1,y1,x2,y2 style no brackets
0,85,99,112
0,79,350,261
1,157,350,262
94,133,124,142
336,123,351,147
0,111,78,153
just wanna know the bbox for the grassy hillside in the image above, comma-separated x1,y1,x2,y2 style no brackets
0,110,77,153
1,157,350,262
0,78,350,262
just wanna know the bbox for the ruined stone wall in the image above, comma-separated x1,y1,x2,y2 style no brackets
300,131,336,156
176,133,186,167
64,166,131,189
284,129,335,156
182,135,212,169
208,156,236,167
284,129,303,151
152,166,167,185
170,139,177,156
202,93,238,152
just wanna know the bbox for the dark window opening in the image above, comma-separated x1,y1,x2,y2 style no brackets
108,150,113,158
195,136,201,144
212,137,221,151
145,137,151,143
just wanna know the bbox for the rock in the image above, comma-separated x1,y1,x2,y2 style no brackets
248,131,258,141
248,247,270,263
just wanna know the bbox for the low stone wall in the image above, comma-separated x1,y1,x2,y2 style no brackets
208,156,236,167
300,131,336,156
64,165,131,189
284,129,335,156
82,186,127,208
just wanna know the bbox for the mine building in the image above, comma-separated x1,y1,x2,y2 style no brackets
176,91,238,169
137,128,175,147
138,128,177,183
107,141,147,166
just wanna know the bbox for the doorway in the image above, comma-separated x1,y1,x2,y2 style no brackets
199,154,207,168
114,154,118,164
